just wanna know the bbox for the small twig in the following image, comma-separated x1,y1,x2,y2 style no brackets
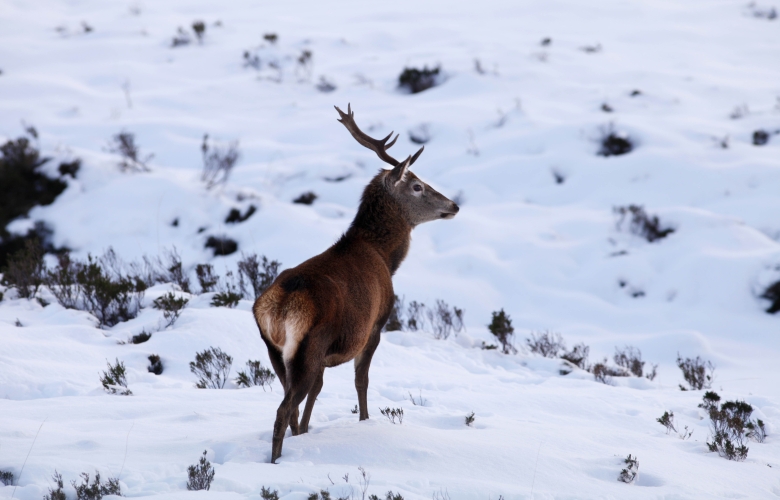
118,421,135,479
530,440,543,499
12,418,47,498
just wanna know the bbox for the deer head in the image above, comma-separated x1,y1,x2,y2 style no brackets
335,104,459,226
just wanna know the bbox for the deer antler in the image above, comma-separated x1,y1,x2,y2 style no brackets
335,104,424,168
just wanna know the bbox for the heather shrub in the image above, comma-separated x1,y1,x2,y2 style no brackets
597,124,633,157
186,450,215,491
148,354,163,375
1,238,45,299
525,331,565,358
293,192,317,205
614,205,674,242
43,471,66,500
426,299,464,340
201,134,240,189
153,291,188,327
379,407,404,424
205,236,238,256
398,66,441,94
190,347,232,389
676,354,714,390
761,280,780,314
235,360,276,390
71,471,121,500
225,205,256,224
101,358,132,395
0,470,13,486
108,131,153,172
195,263,219,292
488,308,516,354
614,345,657,380
617,455,638,484
237,253,280,299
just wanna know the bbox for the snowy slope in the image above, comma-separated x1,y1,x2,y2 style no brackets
1,0,780,498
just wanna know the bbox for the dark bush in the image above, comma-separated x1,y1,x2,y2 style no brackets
597,124,633,156
153,291,188,327
705,398,757,461
369,492,405,500
761,280,780,314
72,471,121,500
676,354,714,390
58,159,81,178
560,343,590,370
261,486,280,500
617,455,638,484
225,205,256,224
101,358,132,395
263,33,278,44
405,300,426,331
753,130,770,146
614,205,674,243
398,66,441,94
315,76,337,93
379,407,403,424
1,238,45,299
190,347,232,389
201,134,240,189
525,331,565,358
205,236,238,256
488,309,516,354
237,253,280,299
0,470,13,486
187,450,215,491
657,411,676,434
426,299,464,340
192,21,205,42
131,330,151,344
614,345,657,379
43,471,66,500
211,271,242,307
699,391,721,412
235,360,276,389
465,412,475,426
293,192,317,205
148,354,163,375
151,249,191,293
73,252,146,327
196,263,219,292
108,131,153,172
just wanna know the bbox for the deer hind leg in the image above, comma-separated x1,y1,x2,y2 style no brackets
270,337,320,464
354,328,381,421
298,366,325,434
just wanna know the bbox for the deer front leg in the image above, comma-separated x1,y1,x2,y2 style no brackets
354,330,381,421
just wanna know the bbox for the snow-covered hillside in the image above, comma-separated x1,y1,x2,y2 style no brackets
1,0,780,498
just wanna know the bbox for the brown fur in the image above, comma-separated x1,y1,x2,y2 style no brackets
253,108,458,463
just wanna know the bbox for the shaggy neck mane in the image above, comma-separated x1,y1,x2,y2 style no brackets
334,172,411,273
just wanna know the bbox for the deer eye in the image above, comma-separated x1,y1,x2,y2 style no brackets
413,184,422,192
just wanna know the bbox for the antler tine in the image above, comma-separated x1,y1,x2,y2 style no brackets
334,103,401,167
409,145,424,166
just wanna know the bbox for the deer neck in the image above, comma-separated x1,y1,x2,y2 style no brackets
345,178,412,274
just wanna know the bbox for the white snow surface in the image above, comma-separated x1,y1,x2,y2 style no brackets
2,0,780,498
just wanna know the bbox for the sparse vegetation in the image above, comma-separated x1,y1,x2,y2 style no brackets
237,253,280,299
58,158,80,178
379,407,404,424
676,354,714,390
465,412,475,426
153,291,188,327
101,358,132,395
704,395,758,461
560,343,590,370
369,492,404,500
614,346,657,380
753,130,770,146
0,470,13,486
657,411,676,434
130,330,151,344
71,471,121,500
597,124,633,157
591,361,627,385
617,454,638,484
186,450,215,491
294,191,317,205
190,347,233,389
488,309,516,354
225,205,256,224
192,21,205,42
201,134,240,189
235,360,276,390
205,236,238,256
108,131,153,172
398,66,442,94
43,471,66,500
761,280,780,314
614,205,674,243
426,299,464,340
196,263,219,293
211,270,242,307
148,354,163,375
261,486,280,500
525,331,565,358
1,238,45,299
171,27,192,47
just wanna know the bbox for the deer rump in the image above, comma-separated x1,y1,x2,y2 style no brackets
254,250,393,370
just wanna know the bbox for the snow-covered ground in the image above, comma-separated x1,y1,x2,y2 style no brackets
2,0,780,498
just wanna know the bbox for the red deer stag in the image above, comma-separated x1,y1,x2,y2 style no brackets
253,104,459,463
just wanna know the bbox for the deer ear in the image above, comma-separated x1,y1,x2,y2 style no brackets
389,156,411,186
